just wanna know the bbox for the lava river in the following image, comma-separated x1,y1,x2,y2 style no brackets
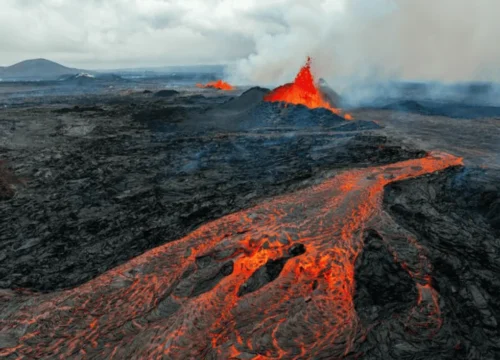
0,152,462,359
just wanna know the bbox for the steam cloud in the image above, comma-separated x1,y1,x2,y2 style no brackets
2,0,499,85
231,0,500,86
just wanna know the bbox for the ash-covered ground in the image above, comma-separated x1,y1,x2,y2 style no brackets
0,81,499,359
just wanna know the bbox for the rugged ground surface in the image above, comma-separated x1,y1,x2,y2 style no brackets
0,87,420,291
354,100,500,169
0,152,463,359
354,167,500,359
1,83,500,359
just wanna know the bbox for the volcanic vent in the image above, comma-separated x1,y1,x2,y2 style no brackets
264,57,352,120
197,79,234,90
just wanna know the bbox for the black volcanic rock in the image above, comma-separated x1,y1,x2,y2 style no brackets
218,86,270,111
54,105,105,114
0,93,423,291
381,99,500,119
2,82,500,358
132,106,187,124
355,230,417,322
0,161,20,200
371,167,500,359
242,102,351,129
154,89,180,97
238,243,306,297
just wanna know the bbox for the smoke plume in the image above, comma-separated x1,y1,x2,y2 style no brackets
231,0,500,87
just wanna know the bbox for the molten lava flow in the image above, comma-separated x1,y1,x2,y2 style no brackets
264,57,352,120
0,152,462,359
197,80,234,91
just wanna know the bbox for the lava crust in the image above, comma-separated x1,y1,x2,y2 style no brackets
0,152,462,359
0,92,420,291
2,82,499,359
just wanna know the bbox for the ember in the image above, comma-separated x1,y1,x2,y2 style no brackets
264,57,353,120
0,152,462,359
197,79,234,91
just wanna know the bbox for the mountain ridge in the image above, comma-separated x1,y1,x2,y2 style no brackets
0,58,84,80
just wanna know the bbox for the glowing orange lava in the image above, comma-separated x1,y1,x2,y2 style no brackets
197,79,234,91
264,57,352,120
0,152,462,359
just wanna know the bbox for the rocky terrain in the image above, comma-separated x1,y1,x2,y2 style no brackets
0,83,499,359
0,87,419,291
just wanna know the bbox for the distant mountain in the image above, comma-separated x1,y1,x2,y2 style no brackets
0,59,84,80
58,72,127,85
0,58,226,82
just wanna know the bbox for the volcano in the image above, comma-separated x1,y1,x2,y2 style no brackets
264,57,353,120
197,79,234,90
1,75,500,359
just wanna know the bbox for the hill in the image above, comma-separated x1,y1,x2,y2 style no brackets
58,72,127,85
0,58,83,80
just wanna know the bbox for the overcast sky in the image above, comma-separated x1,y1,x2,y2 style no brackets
2,0,500,84
0,0,321,69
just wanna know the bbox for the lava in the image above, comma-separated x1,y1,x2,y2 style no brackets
196,80,234,91
0,152,462,359
264,57,352,120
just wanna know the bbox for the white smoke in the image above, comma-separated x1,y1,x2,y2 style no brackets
3,0,500,85
231,0,500,87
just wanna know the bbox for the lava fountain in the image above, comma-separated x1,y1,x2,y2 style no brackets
197,80,234,91
0,152,462,359
264,57,353,120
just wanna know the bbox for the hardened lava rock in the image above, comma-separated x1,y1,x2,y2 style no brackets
0,90,423,292
367,166,500,359
0,152,462,359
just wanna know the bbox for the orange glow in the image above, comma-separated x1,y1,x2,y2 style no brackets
264,57,353,120
196,79,234,91
0,152,463,359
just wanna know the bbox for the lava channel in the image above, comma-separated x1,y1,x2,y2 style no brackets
264,57,353,120
0,152,462,359
196,80,234,91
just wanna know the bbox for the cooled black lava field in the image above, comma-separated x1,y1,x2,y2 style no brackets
0,83,499,359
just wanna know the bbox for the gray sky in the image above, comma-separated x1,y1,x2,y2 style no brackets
2,0,500,84
0,0,289,69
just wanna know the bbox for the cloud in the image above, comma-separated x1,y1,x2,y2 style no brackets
232,0,500,85
1,0,499,85
230,0,347,85
0,0,263,68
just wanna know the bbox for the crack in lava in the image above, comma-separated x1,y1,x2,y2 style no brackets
0,152,462,359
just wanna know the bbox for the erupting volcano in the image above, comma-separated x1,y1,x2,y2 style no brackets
197,79,234,91
0,152,462,359
264,57,352,120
